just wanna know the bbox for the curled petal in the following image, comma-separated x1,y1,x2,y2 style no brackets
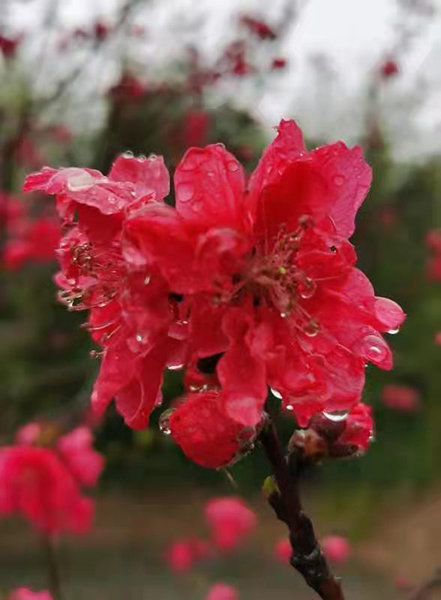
91,342,137,416
374,297,406,331
93,342,169,430
109,153,170,201
24,167,137,215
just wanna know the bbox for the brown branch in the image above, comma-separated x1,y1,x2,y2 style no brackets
410,567,441,600
260,422,345,600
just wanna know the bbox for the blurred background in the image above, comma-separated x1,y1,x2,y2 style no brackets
1,0,441,598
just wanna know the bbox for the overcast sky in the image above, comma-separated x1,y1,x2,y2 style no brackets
3,0,441,160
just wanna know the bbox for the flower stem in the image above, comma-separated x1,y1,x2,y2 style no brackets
40,534,64,600
260,421,345,600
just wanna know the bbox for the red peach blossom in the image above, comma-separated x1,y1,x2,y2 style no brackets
109,73,145,102
166,539,196,573
57,426,104,487
381,385,421,412
165,537,210,574
274,537,292,564
1,195,60,271
125,120,403,427
321,535,351,563
240,16,277,40
0,445,94,535
426,229,441,252
223,41,253,77
8,589,53,600
24,119,405,448
0,35,20,59
204,497,256,552
15,423,43,446
272,58,287,70
206,584,239,600
0,424,103,536
381,60,399,78
182,110,210,148
24,155,176,430
94,22,110,41
426,231,441,281
4,241,32,270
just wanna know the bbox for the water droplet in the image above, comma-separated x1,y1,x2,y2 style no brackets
123,150,134,158
374,297,404,329
189,384,209,393
148,153,157,161
167,363,184,371
280,312,288,319
144,275,151,285
359,334,389,363
175,319,189,327
286,404,294,411
159,409,175,435
298,278,316,299
304,319,320,337
270,387,283,400
334,175,345,186
323,410,348,422
387,327,399,335
178,183,194,202
304,546,322,562
136,334,144,343
67,171,95,192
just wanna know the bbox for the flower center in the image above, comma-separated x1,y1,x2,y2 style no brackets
59,241,124,311
223,219,318,325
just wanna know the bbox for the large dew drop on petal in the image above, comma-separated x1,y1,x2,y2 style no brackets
357,333,392,369
374,297,405,331
67,171,97,192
